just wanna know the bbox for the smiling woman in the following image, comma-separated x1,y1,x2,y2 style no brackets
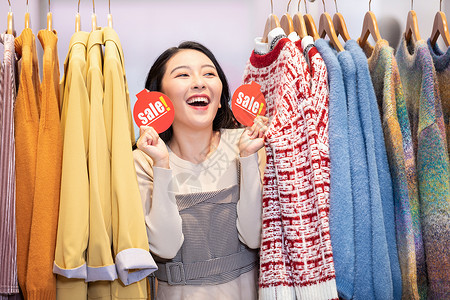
133,41,268,300
143,42,238,146
160,49,224,144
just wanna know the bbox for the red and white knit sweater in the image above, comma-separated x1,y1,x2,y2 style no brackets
302,41,330,154
243,37,337,300
295,38,331,199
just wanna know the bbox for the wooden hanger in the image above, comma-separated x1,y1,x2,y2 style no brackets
47,0,53,31
47,13,52,31
320,14,344,51
359,0,381,47
25,0,31,29
404,0,421,43
280,14,294,35
262,15,281,43
75,0,81,32
6,0,15,35
293,0,307,38
107,0,113,28
319,0,344,51
75,14,81,32
332,0,351,42
25,13,31,29
293,14,307,39
107,14,113,28
7,12,14,35
430,0,450,47
359,12,381,47
280,0,294,35
303,0,320,40
262,0,280,43
333,13,351,41
91,0,98,31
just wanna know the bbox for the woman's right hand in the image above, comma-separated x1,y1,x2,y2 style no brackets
136,126,170,169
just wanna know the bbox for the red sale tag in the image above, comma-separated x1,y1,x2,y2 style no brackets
231,81,266,127
133,90,175,133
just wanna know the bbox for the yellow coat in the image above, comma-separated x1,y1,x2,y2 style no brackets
54,31,90,298
86,29,116,281
53,27,155,300
103,27,156,298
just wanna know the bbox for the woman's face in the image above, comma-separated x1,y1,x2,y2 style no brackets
161,49,223,132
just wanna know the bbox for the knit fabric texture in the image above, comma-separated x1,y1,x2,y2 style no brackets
294,39,331,232
295,39,330,174
396,37,450,300
338,47,376,300
243,36,338,300
362,39,420,300
13,28,41,299
315,39,355,300
427,39,450,156
24,29,63,300
348,40,402,300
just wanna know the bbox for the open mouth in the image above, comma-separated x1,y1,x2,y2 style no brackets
186,97,210,107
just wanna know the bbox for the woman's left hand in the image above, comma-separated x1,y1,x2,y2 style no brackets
239,115,269,157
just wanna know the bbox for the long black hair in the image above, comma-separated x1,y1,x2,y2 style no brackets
144,41,238,143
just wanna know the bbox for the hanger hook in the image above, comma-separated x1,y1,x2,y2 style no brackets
334,0,338,12
92,0,95,14
48,0,51,13
321,0,326,13
369,0,371,11
440,0,442,11
287,0,292,12
7,0,11,11
304,0,309,14
270,0,274,14
109,0,111,14
78,0,81,13
411,0,413,10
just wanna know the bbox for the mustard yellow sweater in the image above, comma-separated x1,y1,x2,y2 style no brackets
25,29,62,300
14,28,41,299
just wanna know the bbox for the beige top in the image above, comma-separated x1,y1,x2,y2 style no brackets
133,128,265,299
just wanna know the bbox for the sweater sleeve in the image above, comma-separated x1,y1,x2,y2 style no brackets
315,39,355,300
236,148,265,249
133,150,184,259
347,40,396,300
351,41,402,300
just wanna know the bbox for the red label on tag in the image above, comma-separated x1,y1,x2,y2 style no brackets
231,82,266,127
133,90,175,133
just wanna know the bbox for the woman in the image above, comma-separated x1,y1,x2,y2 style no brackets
133,41,267,299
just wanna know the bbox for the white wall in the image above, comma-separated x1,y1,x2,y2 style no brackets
1,0,448,138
